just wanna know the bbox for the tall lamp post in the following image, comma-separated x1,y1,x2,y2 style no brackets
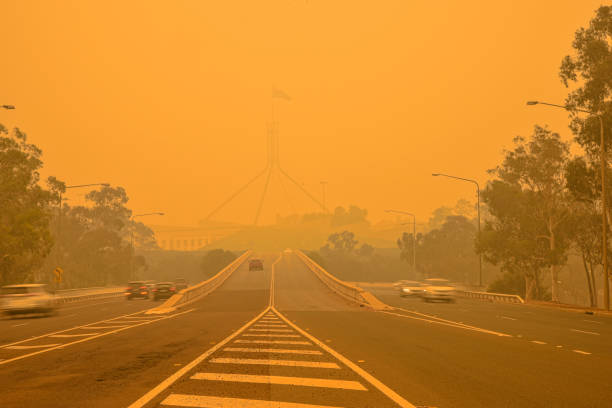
527,100,609,310
385,209,416,275
432,173,482,287
130,212,165,279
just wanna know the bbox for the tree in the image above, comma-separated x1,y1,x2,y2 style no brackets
478,127,571,300
321,231,358,254
201,249,237,277
0,126,55,284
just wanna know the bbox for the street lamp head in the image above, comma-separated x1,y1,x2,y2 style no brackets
526,101,539,106
432,173,440,176
1,105,15,110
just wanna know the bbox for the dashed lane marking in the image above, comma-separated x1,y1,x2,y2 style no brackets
499,316,517,321
242,334,301,338
210,357,340,369
83,325,130,329
223,347,323,355
249,328,293,332
573,350,592,355
530,340,547,345
161,394,342,408
191,372,367,390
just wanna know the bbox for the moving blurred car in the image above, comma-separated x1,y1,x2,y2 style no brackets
125,281,150,300
398,281,426,297
151,282,177,301
174,278,188,291
249,259,264,271
422,278,456,303
1,284,57,316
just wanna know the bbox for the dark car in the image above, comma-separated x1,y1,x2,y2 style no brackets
249,259,264,271
125,281,150,300
151,282,177,301
174,278,188,291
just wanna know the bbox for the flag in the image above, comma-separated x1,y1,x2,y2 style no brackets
272,87,292,101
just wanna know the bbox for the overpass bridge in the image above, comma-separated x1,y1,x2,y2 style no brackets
0,250,610,407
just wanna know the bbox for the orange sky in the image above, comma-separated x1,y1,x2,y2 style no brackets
0,1,604,227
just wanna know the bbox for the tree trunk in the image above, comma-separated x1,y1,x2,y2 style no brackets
524,275,535,301
589,261,598,307
582,252,596,307
549,219,559,302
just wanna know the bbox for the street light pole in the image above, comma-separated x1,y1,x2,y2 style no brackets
56,183,109,287
130,212,165,279
432,173,482,287
320,181,328,211
385,209,416,276
527,100,609,309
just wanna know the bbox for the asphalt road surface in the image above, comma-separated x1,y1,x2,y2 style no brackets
0,251,611,408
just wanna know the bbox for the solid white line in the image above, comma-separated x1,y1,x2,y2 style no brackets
253,324,287,327
224,347,323,355
191,372,366,390
83,325,130,329
0,309,195,366
242,334,301,338
573,350,592,355
11,323,28,327
127,308,269,408
161,394,341,408
235,340,311,345
381,310,511,337
583,319,603,324
274,307,417,408
211,357,339,369
50,333,100,338
249,329,293,332
530,340,547,345
571,329,600,336
5,344,60,350
499,316,517,321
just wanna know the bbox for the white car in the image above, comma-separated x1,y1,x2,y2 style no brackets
398,281,426,297
422,278,456,303
1,284,57,316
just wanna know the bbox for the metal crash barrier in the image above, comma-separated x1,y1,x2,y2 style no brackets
147,250,253,314
54,287,125,304
456,290,524,304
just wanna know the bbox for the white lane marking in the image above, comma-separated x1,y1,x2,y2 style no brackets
161,394,341,408
191,372,366,390
571,329,600,336
50,333,100,338
556,345,563,348
253,324,287,328
223,347,323,355
381,310,511,337
235,340,311,345
5,344,60,350
269,254,283,307
242,334,301,338
530,340,547,345
274,307,417,408
0,309,150,349
11,323,28,327
0,309,195,366
83,325,130,329
211,357,339,369
583,319,602,324
127,308,270,408
573,350,592,355
249,329,293,333
499,316,517,321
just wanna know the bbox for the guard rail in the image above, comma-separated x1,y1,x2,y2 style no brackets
456,290,524,304
294,250,389,310
147,250,252,314
54,287,125,304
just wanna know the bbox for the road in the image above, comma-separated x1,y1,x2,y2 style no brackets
0,251,611,407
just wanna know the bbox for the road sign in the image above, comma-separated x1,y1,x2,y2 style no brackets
53,267,64,283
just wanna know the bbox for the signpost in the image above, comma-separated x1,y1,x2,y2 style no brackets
53,267,63,284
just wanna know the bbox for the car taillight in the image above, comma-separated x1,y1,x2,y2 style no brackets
140,286,146,289
170,287,176,291
152,288,157,292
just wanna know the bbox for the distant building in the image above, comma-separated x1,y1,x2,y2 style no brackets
150,223,242,251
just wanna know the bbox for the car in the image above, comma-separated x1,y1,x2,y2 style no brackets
393,280,416,289
151,282,177,301
125,281,151,300
0,284,57,316
249,259,264,271
398,281,426,297
422,278,456,303
174,278,188,291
